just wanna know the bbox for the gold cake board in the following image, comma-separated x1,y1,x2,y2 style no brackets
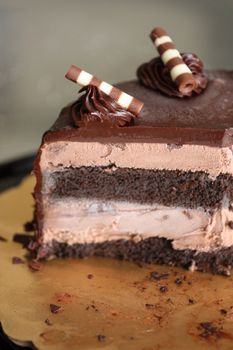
1,176,233,349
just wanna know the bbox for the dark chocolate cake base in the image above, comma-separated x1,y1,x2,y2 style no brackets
36,237,233,276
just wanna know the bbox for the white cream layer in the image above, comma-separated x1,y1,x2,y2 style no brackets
41,197,233,252
40,141,233,176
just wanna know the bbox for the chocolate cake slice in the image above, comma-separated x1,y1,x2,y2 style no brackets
32,28,233,275
31,69,233,275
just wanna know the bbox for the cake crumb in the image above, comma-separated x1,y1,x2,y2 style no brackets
159,286,168,293
188,298,196,305
50,304,63,314
150,271,169,281
55,292,72,303
24,221,35,232
91,304,98,312
220,309,227,315
198,322,226,339
13,233,31,247
44,318,53,326
28,260,41,271
166,298,174,304
145,303,156,309
12,256,25,264
174,277,184,285
97,334,106,342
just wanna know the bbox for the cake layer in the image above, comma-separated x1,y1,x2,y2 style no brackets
39,237,233,276
40,141,233,176
41,197,233,252
44,167,233,209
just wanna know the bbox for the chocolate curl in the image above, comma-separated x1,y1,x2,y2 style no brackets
150,27,197,94
65,65,144,115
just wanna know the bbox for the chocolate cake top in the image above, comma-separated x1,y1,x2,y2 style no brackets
44,70,233,147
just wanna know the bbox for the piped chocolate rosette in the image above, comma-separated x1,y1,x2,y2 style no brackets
65,66,144,127
137,27,208,97
71,85,136,128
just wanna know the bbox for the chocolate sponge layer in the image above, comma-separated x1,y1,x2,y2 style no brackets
50,166,233,209
37,237,233,276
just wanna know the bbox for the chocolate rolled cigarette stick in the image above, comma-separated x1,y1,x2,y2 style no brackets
65,65,144,115
150,27,197,94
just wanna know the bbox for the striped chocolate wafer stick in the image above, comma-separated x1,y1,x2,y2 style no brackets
150,27,197,94
65,65,143,115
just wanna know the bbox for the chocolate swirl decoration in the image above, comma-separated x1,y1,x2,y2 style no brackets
137,53,208,98
71,85,136,128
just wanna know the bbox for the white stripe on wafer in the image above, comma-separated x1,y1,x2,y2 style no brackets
99,81,113,95
150,27,197,93
65,65,144,115
118,92,134,109
170,64,193,81
76,71,93,85
161,49,182,66
155,35,172,47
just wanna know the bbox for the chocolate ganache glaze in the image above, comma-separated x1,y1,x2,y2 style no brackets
71,85,136,128
137,53,208,98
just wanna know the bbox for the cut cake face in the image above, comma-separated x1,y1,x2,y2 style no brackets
32,71,233,275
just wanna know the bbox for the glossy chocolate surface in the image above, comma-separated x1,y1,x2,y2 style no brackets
71,85,135,127
44,70,233,147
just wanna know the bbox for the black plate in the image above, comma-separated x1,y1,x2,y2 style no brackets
0,154,35,349
0,154,35,192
